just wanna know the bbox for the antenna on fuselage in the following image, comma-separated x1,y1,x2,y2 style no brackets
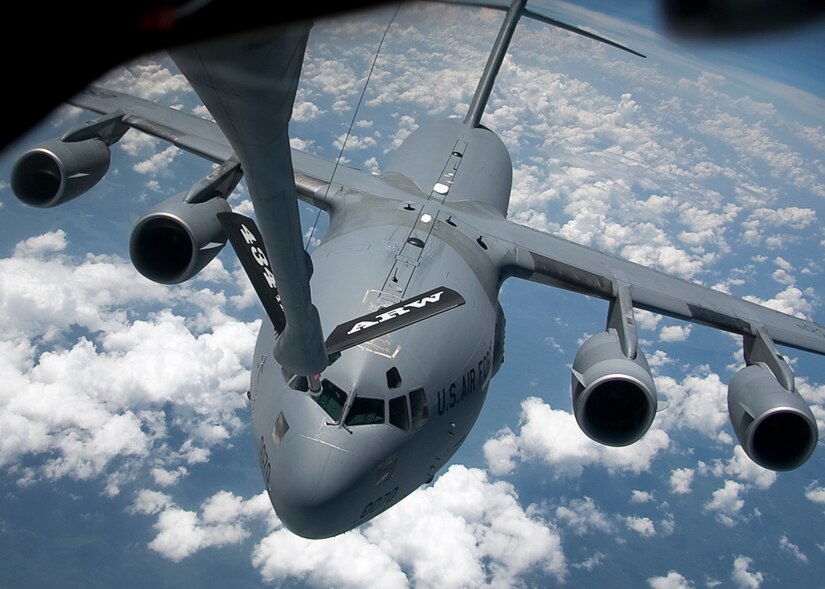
462,0,646,129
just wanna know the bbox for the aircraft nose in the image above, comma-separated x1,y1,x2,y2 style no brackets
272,434,332,503
270,433,366,538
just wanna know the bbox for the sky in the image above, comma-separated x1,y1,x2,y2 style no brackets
1,1,824,588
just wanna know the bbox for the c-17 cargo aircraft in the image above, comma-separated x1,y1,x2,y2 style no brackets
9,0,825,539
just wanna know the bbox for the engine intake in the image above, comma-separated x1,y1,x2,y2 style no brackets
11,138,111,207
130,193,231,284
728,364,818,471
572,330,657,447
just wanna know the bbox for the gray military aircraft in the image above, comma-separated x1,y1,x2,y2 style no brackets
9,0,825,539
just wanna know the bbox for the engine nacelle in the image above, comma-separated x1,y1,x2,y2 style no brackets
571,330,657,447
11,138,111,208
130,193,231,284
728,364,818,471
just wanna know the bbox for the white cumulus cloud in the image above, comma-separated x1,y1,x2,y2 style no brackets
0,236,257,491
743,285,814,319
669,467,694,495
805,482,825,504
655,371,730,442
555,496,614,536
252,465,567,588
625,516,656,537
131,490,273,562
659,324,692,343
731,555,764,589
12,230,68,257
709,447,776,490
483,397,669,478
133,144,181,176
778,535,808,564
101,60,192,100
648,570,695,589
704,480,745,527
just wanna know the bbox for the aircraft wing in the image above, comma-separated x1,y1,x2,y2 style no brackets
68,84,428,212
472,214,825,356
69,85,349,211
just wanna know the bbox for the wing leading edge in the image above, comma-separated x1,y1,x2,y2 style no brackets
69,84,428,213
68,85,341,210
473,214,825,357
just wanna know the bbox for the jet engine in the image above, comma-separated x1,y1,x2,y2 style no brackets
728,363,818,471
11,138,111,208
130,193,231,284
571,329,657,447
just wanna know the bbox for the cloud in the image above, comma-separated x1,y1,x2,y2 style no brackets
292,100,322,122
624,516,656,537
131,490,274,562
253,525,408,589
483,397,670,477
118,129,160,156
192,104,214,121
709,447,776,490
100,60,192,100
742,285,814,319
12,230,68,257
1,246,167,336
676,203,739,250
572,552,606,571
133,144,181,177
740,206,819,250
551,176,712,280
704,480,745,527
151,466,188,487
770,257,796,287
636,309,663,331
333,133,378,151
658,513,676,536
648,570,694,589
669,468,694,495
731,556,764,589
300,57,362,102
555,496,614,535
252,465,567,588
0,235,258,490
483,426,520,476
289,136,316,152
647,349,674,369
778,535,808,564
659,324,692,343
630,490,655,504
389,114,419,151
804,482,825,504
655,370,731,442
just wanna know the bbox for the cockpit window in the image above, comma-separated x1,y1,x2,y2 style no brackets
409,387,429,430
312,379,348,421
344,397,385,426
389,395,410,431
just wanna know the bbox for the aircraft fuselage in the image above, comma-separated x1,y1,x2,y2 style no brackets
250,120,511,538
